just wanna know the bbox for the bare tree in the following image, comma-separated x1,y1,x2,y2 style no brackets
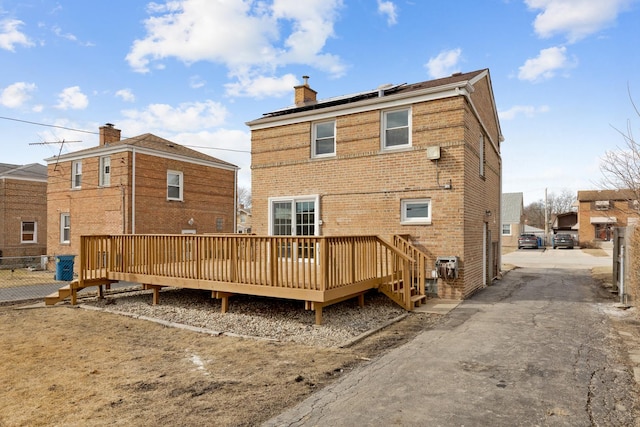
237,186,252,209
523,190,577,229
600,86,640,202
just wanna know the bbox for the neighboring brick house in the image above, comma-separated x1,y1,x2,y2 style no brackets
501,192,524,248
46,125,238,265
247,69,503,299
0,163,48,261
552,212,578,242
577,189,640,243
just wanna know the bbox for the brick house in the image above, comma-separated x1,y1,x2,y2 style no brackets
247,69,503,299
0,163,48,261
577,189,640,243
46,125,238,265
501,192,524,248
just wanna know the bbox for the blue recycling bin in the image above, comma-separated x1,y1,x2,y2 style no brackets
55,255,75,281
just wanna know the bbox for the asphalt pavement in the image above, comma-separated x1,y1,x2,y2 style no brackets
263,246,639,426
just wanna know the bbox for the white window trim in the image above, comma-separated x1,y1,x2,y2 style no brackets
312,120,336,158
21,221,37,243
99,156,111,187
71,160,82,189
382,107,412,150
400,198,431,225
268,195,320,236
60,213,70,244
479,134,485,177
167,170,184,201
502,223,512,236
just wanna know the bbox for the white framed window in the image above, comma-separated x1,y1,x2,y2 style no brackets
595,200,610,210
21,221,37,243
167,170,183,201
382,108,411,149
401,198,431,224
269,195,319,237
312,120,336,158
99,156,111,187
502,223,512,236
479,134,485,177
71,160,82,188
60,213,70,244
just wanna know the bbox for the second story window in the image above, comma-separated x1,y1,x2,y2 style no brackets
382,108,411,149
167,170,183,201
72,160,82,188
312,120,335,157
21,221,37,243
99,156,111,187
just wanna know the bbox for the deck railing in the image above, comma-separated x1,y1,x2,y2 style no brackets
78,234,423,312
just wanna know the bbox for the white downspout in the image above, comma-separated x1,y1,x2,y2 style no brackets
132,148,136,234
620,244,625,304
233,169,238,233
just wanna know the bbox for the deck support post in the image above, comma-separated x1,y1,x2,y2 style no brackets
97,285,104,300
143,284,162,305
314,304,323,325
213,291,234,314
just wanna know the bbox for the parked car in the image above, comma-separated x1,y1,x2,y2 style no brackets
518,234,539,249
553,233,574,249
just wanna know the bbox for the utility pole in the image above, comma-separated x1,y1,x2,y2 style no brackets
544,188,549,246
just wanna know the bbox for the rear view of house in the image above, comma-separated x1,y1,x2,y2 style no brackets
248,69,503,299
0,163,48,262
46,125,238,265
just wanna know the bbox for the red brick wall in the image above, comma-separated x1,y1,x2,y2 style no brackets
0,178,47,258
47,150,236,268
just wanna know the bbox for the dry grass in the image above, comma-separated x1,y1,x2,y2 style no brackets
581,248,610,257
0,268,64,289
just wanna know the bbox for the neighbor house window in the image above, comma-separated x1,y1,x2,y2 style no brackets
401,199,431,224
167,171,183,201
99,156,111,187
382,108,411,149
60,213,70,244
21,221,37,243
502,224,512,236
479,135,485,177
71,160,82,188
594,200,610,210
312,120,336,157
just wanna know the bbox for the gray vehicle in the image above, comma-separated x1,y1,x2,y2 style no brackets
518,234,538,249
553,233,574,249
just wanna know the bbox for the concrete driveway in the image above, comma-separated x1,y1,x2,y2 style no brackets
502,246,613,269
264,246,639,426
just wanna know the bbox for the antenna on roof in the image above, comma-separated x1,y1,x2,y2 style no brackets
29,139,82,171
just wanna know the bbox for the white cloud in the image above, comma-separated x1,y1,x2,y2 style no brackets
0,82,36,108
55,86,89,110
499,105,550,120
189,75,206,89
425,48,462,79
525,0,634,42
115,89,135,103
0,18,33,51
120,100,229,134
377,0,398,26
225,73,298,98
126,0,345,96
518,46,575,81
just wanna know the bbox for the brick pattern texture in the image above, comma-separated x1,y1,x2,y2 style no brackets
0,178,47,258
251,74,502,299
47,150,235,269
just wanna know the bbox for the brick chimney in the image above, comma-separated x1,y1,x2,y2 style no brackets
294,76,317,107
99,123,121,146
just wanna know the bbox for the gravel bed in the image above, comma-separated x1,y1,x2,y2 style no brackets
83,287,408,348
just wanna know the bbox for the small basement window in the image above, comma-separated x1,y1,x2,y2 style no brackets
401,199,431,224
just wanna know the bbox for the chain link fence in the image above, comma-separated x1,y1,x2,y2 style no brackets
0,255,71,303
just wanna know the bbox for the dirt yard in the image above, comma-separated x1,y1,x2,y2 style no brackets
0,302,439,426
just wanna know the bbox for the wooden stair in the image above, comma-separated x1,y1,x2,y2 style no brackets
45,284,74,305
45,279,116,306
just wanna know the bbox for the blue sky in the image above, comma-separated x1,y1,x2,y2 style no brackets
1,0,639,205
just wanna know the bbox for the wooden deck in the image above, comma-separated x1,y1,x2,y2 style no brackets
47,234,429,324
